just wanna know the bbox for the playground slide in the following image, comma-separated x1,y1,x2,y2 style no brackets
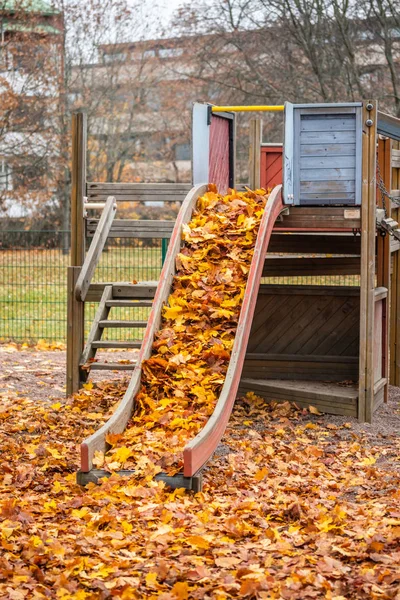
77,183,284,491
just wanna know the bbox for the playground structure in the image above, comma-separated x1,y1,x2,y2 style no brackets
68,101,400,490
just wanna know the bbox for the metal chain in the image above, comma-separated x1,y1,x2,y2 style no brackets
376,160,400,213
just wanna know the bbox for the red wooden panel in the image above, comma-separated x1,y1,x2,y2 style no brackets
209,116,230,194
260,145,283,191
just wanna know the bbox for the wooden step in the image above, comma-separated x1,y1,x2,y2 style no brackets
239,378,358,417
87,282,158,302
91,341,142,349
105,300,153,308
99,320,147,328
88,362,136,371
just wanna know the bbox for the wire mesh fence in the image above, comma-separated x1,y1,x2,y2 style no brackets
0,229,361,344
0,231,165,343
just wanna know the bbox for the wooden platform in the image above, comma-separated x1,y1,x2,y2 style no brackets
239,378,358,417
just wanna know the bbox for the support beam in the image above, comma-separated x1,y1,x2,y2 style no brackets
67,267,85,396
248,118,262,190
358,101,377,422
67,112,87,396
70,111,87,267
377,138,391,400
390,139,400,386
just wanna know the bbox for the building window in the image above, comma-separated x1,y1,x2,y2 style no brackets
143,49,156,58
103,52,127,63
0,160,12,191
159,48,183,58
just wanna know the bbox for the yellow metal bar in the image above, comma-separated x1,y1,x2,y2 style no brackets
211,105,284,113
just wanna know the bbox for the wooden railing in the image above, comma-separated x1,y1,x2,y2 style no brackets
75,196,117,301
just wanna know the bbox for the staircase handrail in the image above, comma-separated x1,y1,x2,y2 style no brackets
75,196,117,301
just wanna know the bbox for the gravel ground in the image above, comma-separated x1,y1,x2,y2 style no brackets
1,344,399,472
0,345,135,401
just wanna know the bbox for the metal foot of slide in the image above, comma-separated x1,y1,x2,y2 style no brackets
76,469,203,492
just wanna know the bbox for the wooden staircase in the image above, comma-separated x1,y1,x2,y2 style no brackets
79,285,153,380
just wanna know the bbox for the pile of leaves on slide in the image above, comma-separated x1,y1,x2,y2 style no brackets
93,186,267,476
1,386,400,599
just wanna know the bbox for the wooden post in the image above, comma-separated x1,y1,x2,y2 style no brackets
67,266,85,395
70,111,87,267
249,118,262,190
67,112,87,396
377,137,392,400
390,140,400,386
358,101,377,423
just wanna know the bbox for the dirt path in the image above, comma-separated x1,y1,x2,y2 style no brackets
0,344,135,401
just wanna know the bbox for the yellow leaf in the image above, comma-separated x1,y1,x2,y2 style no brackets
309,405,322,415
163,305,183,320
145,572,158,588
51,402,62,410
187,535,209,550
83,381,93,390
43,499,57,512
47,447,63,459
71,507,89,518
362,456,376,466
121,520,133,534
29,535,43,547
111,446,132,465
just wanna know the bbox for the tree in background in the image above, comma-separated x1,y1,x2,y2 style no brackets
0,0,168,228
2,0,400,227
0,0,64,227
174,0,400,152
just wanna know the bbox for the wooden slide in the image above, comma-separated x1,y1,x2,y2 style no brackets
77,184,285,491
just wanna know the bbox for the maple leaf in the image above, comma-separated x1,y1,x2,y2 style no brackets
171,581,189,599
163,305,183,320
110,446,132,466
187,535,210,550
254,467,268,481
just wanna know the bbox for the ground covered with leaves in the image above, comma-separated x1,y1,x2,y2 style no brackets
1,371,400,599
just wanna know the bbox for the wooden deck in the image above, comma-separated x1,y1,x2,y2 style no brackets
238,378,358,417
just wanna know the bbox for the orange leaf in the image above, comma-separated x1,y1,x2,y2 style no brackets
171,581,189,599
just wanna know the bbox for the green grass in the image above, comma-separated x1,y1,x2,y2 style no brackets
0,245,360,343
0,246,164,342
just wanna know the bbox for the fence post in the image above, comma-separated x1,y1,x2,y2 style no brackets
249,118,262,190
161,238,168,265
67,111,87,396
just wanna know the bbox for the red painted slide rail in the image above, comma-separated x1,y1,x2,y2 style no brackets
77,184,285,491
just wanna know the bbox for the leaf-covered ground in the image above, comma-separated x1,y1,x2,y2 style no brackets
1,370,400,599
2,185,400,598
